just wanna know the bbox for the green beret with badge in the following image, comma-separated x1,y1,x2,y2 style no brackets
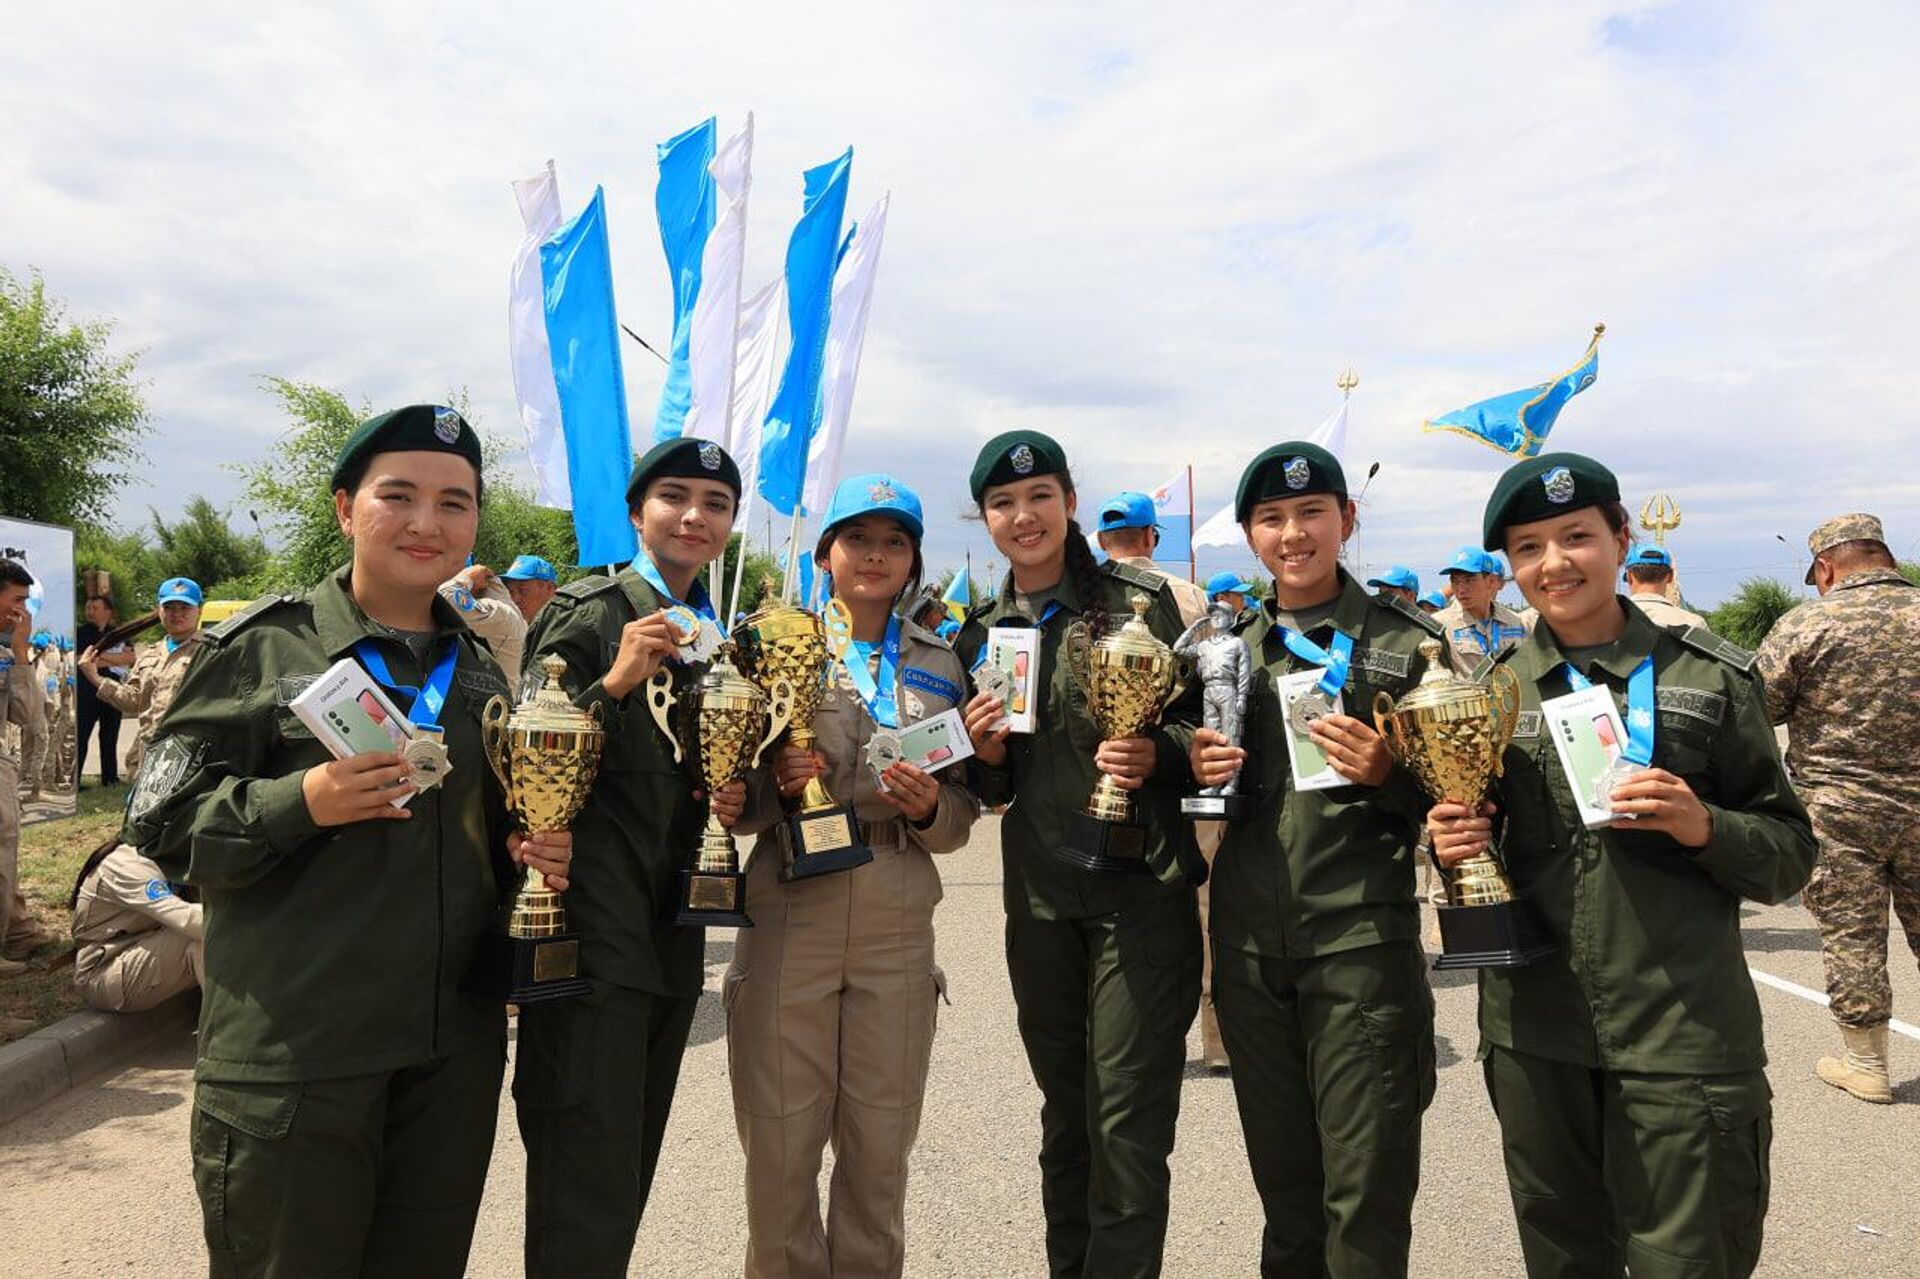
1481,451,1620,549
1234,441,1346,522
969,429,1068,503
330,404,484,498
626,436,742,507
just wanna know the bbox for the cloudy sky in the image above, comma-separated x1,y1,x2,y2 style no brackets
7,1,1918,605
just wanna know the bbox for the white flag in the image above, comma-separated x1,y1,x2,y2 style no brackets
1193,398,1352,547
682,115,753,445
730,277,789,531
803,192,890,516
508,162,569,508
1309,398,1350,459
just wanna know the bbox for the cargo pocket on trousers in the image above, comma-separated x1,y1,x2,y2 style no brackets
906,967,948,1106
1356,998,1427,1147
192,1080,301,1256
511,995,598,1112
1702,1077,1772,1274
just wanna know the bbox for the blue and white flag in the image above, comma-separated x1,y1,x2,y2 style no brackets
508,163,569,508
779,542,823,611
682,115,753,448
1424,325,1605,458
539,186,637,566
803,192,890,516
729,278,788,533
1147,466,1193,566
757,148,854,518
650,117,718,444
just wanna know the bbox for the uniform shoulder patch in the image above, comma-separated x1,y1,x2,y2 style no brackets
1675,626,1756,673
1103,559,1170,594
208,593,300,642
1376,591,1444,637
556,574,620,603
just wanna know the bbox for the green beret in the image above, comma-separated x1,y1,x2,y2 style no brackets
330,405,484,496
1234,442,1346,522
969,430,1068,503
626,437,742,508
1481,452,1620,549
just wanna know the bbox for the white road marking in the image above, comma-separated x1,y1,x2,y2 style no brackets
1749,966,1920,1042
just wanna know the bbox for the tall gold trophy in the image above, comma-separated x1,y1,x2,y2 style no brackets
733,586,874,879
647,647,792,927
476,655,600,1002
1059,595,1185,873
1374,639,1555,970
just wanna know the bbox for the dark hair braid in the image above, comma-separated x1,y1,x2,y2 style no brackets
1062,517,1110,639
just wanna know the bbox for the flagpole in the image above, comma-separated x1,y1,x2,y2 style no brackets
780,507,805,601
1186,463,1196,582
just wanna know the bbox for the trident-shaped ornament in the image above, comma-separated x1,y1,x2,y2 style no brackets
1640,493,1683,546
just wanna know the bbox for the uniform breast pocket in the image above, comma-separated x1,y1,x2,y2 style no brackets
1658,734,1717,803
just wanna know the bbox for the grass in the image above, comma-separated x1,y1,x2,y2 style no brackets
2,783,130,1044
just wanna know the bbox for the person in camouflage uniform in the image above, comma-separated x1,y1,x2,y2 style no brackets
1755,513,1920,1104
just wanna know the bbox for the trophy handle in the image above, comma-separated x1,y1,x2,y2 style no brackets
821,597,854,659
646,667,683,764
481,695,513,792
755,677,795,768
1485,665,1522,777
1371,690,1402,754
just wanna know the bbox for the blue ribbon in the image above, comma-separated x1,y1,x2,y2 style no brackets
354,638,459,730
631,549,720,627
840,615,903,728
968,598,1062,672
1564,655,1655,767
1279,627,1353,701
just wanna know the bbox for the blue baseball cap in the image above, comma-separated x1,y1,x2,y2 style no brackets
1366,565,1420,593
1204,570,1255,598
156,577,203,607
1439,547,1502,577
1419,589,1448,610
501,555,558,583
1096,491,1160,532
1624,546,1673,570
821,473,924,542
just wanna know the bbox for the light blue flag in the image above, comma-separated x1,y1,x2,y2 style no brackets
779,544,821,610
757,148,854,517
1424,325,1606,457
540,186,638,566
651,117,718,444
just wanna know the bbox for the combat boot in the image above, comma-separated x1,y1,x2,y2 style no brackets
1816,1025,1893,1104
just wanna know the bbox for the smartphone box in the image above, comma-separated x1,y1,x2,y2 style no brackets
872,707,975,791
1277,670,1347,792
289,657,416,809
1539,684,1630,829
984,626,1041,734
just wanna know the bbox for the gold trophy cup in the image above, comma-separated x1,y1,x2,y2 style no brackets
648,647,793,927
476,654,601,1002
732,586,874,880
1059,594,1185,873
1374,639,1555,970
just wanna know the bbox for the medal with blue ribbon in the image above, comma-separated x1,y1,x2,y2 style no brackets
354,638,458,791
838,615,903,729
633,550,723,661
1279,627,1354,732
1564,654,1655,813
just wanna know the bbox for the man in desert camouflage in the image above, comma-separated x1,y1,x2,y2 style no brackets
1756,513,1920,1104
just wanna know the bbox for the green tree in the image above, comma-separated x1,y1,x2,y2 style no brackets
74,524,161,617
150,496,270,597
1706,577,1800,650
1900,560,1920,588
0,268,150,527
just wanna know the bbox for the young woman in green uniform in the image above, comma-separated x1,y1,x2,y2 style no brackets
1188,441,1439,1277
957,429,1202,1279
126,405,572,1278
1427,452,1816,1279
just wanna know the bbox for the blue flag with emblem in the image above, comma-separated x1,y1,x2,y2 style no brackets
650,117,718,445
1424,325,1605,458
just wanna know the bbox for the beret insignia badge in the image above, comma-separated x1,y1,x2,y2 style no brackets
1283,456,1311,490
1010,444,1035,475
698,442,724,471
432,406,462,444
1541,466,1575,504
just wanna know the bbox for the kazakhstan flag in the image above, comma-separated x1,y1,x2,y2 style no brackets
1424,324,1605,457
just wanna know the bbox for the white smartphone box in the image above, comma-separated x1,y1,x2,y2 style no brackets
1277,670,1347,792
871,707,976,792
983,626,1041,734
289,656,416,809
1539,684,1631,829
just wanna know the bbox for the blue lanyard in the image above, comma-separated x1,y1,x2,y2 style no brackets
165,636,183,654
631,549,720,627
969,597,1062,672
354,638,459,729
1564,655,1655,767
1279,627,1353,701
840,616,903,728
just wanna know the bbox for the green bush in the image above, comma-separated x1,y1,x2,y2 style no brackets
1706,577,1801,650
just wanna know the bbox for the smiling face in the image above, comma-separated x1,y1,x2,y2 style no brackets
636,477,737,582
1505,506,1631,639
820,514,918,606
1244,492,1355,607
0,583,27,632
333,450,481,597
982,476,1075,578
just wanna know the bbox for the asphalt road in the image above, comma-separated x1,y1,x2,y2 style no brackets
3,815,1916,1277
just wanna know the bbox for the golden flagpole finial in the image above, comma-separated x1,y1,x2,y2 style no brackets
1336,367,1360,397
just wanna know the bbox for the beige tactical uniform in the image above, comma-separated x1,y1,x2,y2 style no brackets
439,575,527,689
1628,589,1708,630
1433,598,1534,675
729,617,978,1279
1,650,44,955
95,632,207,777
1114,556,1209,629
71,843,203,1012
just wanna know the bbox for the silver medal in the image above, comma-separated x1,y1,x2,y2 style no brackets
976,664,1015,705
403,726,452,793
1592,756,1640,817
1288,687,1334,734
865,729,904,776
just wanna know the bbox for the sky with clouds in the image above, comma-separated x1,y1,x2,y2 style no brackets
7,0,1918,605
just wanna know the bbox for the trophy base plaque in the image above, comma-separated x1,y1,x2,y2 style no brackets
1056,811,1150,873
1432,900,1557,970
675,868,754,929
782,805,874,882
1182,793,1250,822
469,931,591,1004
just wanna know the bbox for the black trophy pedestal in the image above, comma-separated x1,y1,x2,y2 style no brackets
675,868,754,929
782,805,874,882
469,931,591,1004
1056,811,1151,873
1433,899,1557,970
1182,793,1250,822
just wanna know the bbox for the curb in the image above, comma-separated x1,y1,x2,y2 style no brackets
0,992,197,1129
